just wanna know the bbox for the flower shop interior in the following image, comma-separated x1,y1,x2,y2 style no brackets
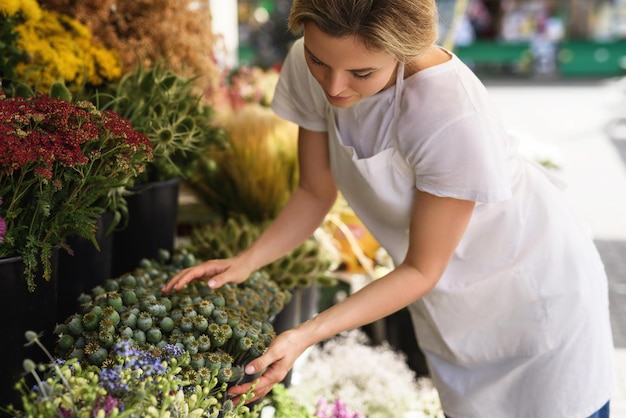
1,0,626,417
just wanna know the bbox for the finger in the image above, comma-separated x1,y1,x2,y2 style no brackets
160,268,196,293
227,375,277,403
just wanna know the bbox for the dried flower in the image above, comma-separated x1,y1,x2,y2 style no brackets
0,90,153,291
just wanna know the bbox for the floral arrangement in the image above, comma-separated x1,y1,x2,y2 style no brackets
0,0,122,95
53,249,288,390
39,0,220,94
3,331,260,417
0,88,153,291
287,329,444,418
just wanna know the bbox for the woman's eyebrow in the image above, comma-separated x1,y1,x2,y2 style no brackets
303,44,378,73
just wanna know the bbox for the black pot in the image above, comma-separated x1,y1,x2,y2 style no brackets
0,249,59,411
57,210,114,321
111,178,181,277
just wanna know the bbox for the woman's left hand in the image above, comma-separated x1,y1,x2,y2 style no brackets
227,328,309,403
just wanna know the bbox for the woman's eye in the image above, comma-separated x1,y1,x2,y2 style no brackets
353,72,372,80
308,56,325,67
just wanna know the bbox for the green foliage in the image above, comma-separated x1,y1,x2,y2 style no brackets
0,88,153,291
0,15,28,90
96,62,226,184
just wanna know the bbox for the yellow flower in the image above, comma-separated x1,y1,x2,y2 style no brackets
13,9,122,94
18,0,41,20
0,0,20,17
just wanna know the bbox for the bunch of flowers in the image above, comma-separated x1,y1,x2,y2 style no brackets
213,66,280,114
314,398,364,418
3,331,260,417
53,249,289,390
0,88,153,291
287,329,444,418
0,0,122,95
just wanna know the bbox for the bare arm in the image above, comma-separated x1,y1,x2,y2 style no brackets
161,127,337,292
231,190,476,401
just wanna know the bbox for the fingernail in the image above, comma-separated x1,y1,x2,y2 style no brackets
208,280,217,288
245,365,255,374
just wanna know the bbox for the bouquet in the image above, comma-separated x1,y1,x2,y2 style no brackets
0,88,153,291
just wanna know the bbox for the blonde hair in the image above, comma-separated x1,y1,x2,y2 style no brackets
288,0,439,61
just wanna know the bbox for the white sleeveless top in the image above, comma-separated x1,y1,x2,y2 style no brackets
272,38,615,418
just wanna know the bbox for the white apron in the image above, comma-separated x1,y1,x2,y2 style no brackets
326,65,614,418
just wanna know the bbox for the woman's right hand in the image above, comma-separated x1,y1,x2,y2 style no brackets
161,257,253,294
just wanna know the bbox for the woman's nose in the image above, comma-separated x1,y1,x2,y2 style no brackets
324,71,347,96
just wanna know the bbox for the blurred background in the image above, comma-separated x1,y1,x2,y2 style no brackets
214,0,626,80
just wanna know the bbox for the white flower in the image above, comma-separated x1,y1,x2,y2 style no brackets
289,329,444,418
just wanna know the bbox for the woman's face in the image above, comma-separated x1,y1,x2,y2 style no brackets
303,22,399,109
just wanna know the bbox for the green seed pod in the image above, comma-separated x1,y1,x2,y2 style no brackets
121,274,137,288
212,308,228,325
193,316,208,333
99,330,114,348
122,290,138,306
169,309,183,322
121,311,137,328
133,329,146,345
99,318,116,335
103,279,119,292
196,300,214,317
77,293,92,306
237,336,253,353
182,253,196,268
159,297,172,312
159,317,175,334
197,335,211,352
67,315,83,336
156,249,170,263
179,316,194,333
212,295,226,308
186,340,199,356
183,307,197,318
137,312,153,331
82,312,99,332
87,346,108,366
206,352,222,374
220,324,233,340
190,353,205,369
146,327,162,344
119,326,134,339
58,334,74,351
102,307,121,326
106,294,124,312
146,302,167,318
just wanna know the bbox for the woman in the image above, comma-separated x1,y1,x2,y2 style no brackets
162,1,615,416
